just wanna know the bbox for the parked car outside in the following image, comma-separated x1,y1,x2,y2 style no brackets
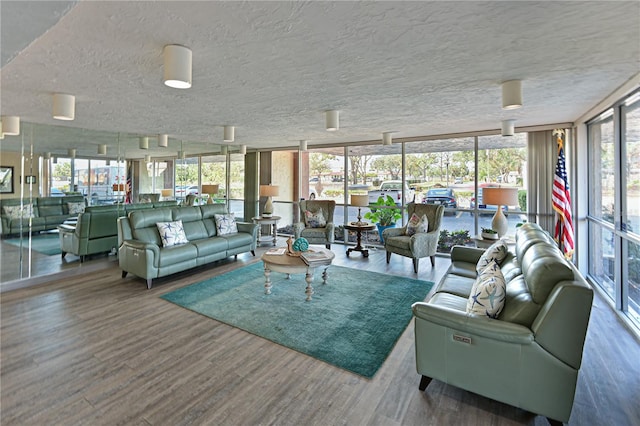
423,188,458,211
50,188,65,196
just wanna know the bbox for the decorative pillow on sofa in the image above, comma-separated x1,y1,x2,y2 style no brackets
405,213,429,236
156,220,189,247
476,239,509,273
67,201,85,215
304,209,326,228
214,213,238,235
3,204,35,219
466,260,506,319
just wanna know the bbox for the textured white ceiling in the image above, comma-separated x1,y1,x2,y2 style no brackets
1,1,638,159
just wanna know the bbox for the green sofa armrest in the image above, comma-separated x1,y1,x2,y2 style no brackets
412,302,534,345
450,245,485,264
121,239,161,266
237,222,259,237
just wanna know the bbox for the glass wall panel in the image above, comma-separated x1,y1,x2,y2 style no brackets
229,153,245,220
589,112,615,223
589,222,616,300
623,98,640,236
201,154,226,203
51,157,73,194
176,156,199,203
626,238,640,324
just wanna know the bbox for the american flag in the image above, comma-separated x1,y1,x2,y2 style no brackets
552,132,574,260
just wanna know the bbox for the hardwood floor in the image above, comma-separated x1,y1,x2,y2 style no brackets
1,245,639,425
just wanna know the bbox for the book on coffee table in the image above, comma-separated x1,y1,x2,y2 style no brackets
300,250,332,266
265,247,286,255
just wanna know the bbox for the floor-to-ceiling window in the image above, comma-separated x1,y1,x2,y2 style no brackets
588,90,640,328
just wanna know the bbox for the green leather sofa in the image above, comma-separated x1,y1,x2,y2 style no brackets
412,223,593,424
118,204,259,289
0,195,85,236
58,201,177,262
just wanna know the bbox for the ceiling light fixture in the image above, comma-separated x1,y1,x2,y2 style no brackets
53,156,58,164
106,159,111,166
501,80,522,110
145,154,151,163
325,110,339,131
98,144,107,155
178,150,186,160
139,136,149,149
44,152,51,160
382,132,393,145
220,145,228,155
501,119,516,137
52,93,75,120
239,145,247,155
68,148,76,159
1,116,20,135
223,125,235,142
163,44,192,89
299,140,308,151
158,134,168,147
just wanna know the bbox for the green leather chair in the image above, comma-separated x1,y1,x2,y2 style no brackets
293,200,335,249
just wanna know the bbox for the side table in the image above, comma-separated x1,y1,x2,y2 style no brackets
252,216,281,246
472,234,516,249
344,222,376,257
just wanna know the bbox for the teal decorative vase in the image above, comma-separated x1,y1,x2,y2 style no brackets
376,223,395,244
292,237,309,252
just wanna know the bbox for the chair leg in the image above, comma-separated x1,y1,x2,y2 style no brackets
546,418,563,426
251,250,255,256
419,375,432,391
430,255,435,267
121,271,127,279
325,243,331,249
386,251,391,264
413,258,419,273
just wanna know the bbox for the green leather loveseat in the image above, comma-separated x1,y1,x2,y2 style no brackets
118,204,259,289
1,195,85,236
58,201,177,262
412,223,593,424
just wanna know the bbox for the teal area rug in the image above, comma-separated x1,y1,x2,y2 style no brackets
161,262,433,378
4,233,61,255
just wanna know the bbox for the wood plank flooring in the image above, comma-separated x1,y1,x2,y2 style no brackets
1,245,639,425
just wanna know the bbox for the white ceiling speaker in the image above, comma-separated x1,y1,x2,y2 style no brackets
158,134,168,147
44,152,51,160
382,132,393,145
163,44,192,89
68,148,76,158
299,140,308,151
145,154,151,163
52,93,75,120
98,144,107,155
223,125,235,142
502,80,522,110
501,119,516,137
139,136,149,149
325,110,339,131
1,116,20,135
239,145,247,155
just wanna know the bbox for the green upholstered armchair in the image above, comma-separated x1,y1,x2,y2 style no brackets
293,200,335,249
382,202,444,273
138,193,160,203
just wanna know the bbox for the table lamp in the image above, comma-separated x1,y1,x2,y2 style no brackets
350,194,370,226
481,187,519,237
201,184,219,204
260,184,279,217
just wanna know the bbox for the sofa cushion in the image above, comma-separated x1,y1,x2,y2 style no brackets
467,261,506,318
214,213,238,235
429,292,468,312
156,220,189,247
217,232,254,250
521,244,574,304
158,243,198,267
190,237,228,256
67,201,85,215
304,209,326,228
406,213,428,236
435,272,475,298
498,275,540,327
476,239,509,273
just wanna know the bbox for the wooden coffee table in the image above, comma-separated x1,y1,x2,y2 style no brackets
261,248,335,301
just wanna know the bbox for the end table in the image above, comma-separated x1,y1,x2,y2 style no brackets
252,216,281,246
345,222,376,257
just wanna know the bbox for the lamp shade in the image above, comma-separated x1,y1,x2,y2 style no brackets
201,184,219,195
350,194,369,207
2,116,20,135
98,144,107,155
501,119,516,137
163,44,192,89
158,134,168,147
325,110,339,131
160,189,173,198
482,187,519,206
260,184,279,197
502,80,522,110
52,93,75,120
223,125,235,142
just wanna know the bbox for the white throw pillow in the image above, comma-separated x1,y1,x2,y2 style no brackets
476,239,509,273
304,209,326,228
214,213,238,235
405,213,429,236
156,220,189,247
3,204,35,219
466,261,506,319
67,201,85,215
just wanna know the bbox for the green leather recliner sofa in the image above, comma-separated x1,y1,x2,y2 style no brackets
118,204,259,289
1,195,85,236
412,223,593,425
58,201,177,262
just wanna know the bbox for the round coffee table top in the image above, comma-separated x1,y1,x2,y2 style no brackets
261,248,335,268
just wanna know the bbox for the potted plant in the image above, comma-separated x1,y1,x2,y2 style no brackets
364,195,402,243
481,227,499,240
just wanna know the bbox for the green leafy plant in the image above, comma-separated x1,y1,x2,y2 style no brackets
481,227,497,234
437,229,472,253
364,195,401,226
